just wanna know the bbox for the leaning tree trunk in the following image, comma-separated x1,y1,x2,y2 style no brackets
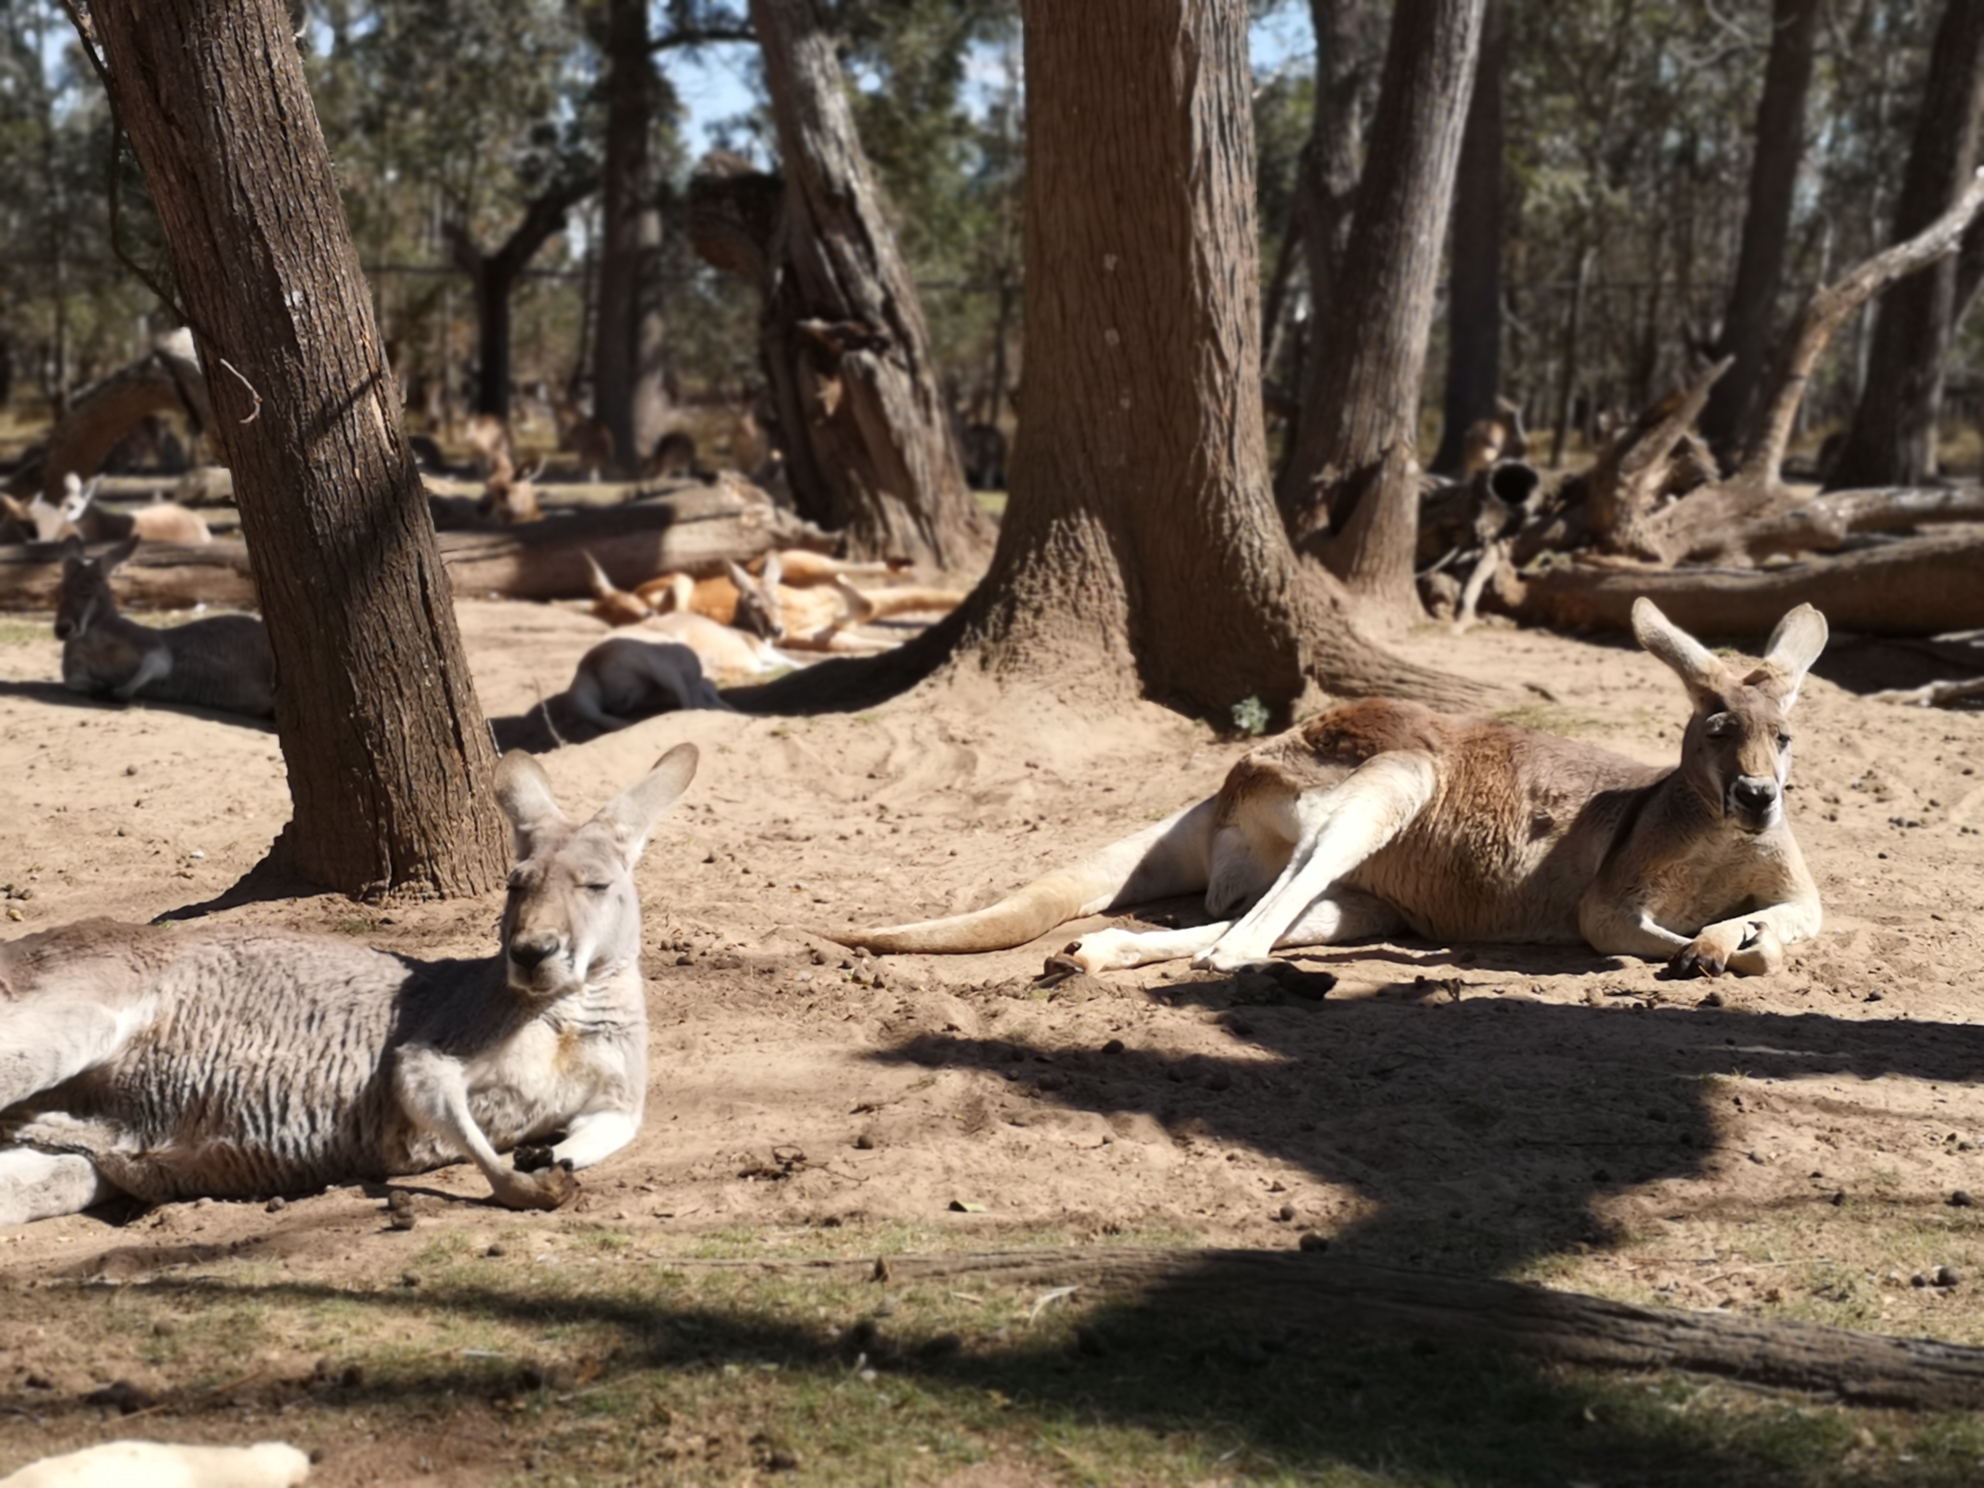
747,0,995,571
1826,0,1984,490
1429,0,1508,477
1278,0,1486,620
88,0,509,900
1697,0,1820,464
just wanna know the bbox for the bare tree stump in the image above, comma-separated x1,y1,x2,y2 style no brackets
5,329,213,502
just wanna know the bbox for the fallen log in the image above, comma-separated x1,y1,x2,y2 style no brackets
638,1246,1984,1409
437,484,823,599
0,538,255,611
1497,531,1984,636
0,487,823,612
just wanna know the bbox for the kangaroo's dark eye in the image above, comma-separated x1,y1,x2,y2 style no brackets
1777,732,1792,749
583,882,612,894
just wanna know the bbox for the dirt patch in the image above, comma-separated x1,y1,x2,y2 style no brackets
2,601,1983,1479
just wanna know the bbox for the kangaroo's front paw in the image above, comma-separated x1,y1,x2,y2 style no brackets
1668,922,1753,979
512,1143,557,1173
498,1159,578,1211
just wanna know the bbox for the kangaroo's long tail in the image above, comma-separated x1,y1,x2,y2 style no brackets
829,798,1218,954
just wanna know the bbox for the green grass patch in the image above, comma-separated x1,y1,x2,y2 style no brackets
8,1228,1984,1485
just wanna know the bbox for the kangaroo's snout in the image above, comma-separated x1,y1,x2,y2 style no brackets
1728,775,1780,828
507,931,562,971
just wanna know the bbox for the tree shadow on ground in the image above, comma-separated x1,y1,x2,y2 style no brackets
1,1259,1965,1485
24,972,1984,1483
875,966,1980,1278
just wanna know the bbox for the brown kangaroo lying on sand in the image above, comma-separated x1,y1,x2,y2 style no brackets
639,551,964,652
0,746,696,1227
55,536,275,718
837,600,1827,979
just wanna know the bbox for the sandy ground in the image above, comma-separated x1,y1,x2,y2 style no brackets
1,596,1983,1479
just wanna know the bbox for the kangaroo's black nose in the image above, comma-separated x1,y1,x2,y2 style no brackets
508,932,560,970
1731,777,1778,815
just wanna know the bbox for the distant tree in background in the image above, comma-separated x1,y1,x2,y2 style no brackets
1430,0,1509,477
1827,0,1984,489
745,0,994,567
1697,0,1821,465
1277,0,1485,619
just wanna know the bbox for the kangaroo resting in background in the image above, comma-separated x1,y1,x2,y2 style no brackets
0,746,697,1227
561,637,732,733
33,473,213,546
641,551,963,651
55,536,275,718
837,601,1828,979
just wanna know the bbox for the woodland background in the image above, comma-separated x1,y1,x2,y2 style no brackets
1,0,1976,484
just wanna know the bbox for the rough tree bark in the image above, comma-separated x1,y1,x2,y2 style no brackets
1826,0,1984,489
452,177,598,423
87,0,510,899
737,0,1486,720
1429,0,1508,478
1697,0,1820,464
1277,0,1486,619
746,0,994,570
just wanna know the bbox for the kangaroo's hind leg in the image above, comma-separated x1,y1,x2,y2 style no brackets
1197,752,1436,973
1071,888,1401,972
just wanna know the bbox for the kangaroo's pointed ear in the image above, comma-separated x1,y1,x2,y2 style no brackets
1761,604,1828,709
61,534,86,568
1633,597,1724,695
724,559,757,593
494,750,568,856
759,549,782,587
102,535,140,573
595,743,698,861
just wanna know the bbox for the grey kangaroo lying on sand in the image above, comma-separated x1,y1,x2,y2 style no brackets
0,745,696,1227
837,600,1827,979
55,536,274,718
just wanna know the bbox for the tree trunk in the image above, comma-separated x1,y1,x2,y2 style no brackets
747,0,995,571
1278,0,1486,619
1826,0,1984,490
1429,0,1508,478
593,0,659,472
88,0,509,900
732,0,1487,721
1697,0,1821,465
1274,0,1369,493
452,178,598,423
